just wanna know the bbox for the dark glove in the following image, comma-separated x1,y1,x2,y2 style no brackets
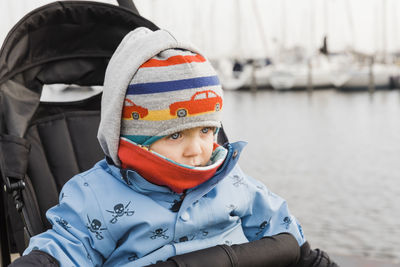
295,241,339,267
146,232,300,267
8,250,59,267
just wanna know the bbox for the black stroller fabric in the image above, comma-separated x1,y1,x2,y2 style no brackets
0,0,158,259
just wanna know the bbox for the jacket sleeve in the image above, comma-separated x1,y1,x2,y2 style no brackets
21,175,116,266
237,169,338,267
237,171,306,246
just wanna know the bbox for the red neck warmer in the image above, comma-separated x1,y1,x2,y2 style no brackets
117,139,223,193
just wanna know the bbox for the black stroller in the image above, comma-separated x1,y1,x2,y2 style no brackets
0,1,316,266
0,1,159,265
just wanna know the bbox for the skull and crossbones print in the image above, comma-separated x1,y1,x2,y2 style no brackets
55,217,71,231
86,215,107,240
150,228,169,239
256,217,271,236
106,201,135,224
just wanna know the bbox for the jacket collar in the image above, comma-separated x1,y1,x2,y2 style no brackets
178,141,247,212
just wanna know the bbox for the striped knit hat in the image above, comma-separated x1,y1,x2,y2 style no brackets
121,48,223,146
98,27,223,165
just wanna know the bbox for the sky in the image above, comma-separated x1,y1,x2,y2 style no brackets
1,0,399,60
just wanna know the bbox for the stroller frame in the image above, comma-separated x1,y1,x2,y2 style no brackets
0,1,158,265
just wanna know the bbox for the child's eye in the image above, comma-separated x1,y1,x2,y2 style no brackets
169,132,181,140
201,127,212,134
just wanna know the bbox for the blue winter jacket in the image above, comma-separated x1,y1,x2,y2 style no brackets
24,142,306,266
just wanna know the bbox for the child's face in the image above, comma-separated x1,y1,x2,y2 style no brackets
150,126,215,167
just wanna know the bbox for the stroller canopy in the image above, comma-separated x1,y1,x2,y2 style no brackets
0,1,158,137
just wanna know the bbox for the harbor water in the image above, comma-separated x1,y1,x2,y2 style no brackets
222,89,400,263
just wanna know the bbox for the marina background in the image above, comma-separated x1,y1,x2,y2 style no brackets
1,0,400,265
3,0,400,58
223,89,400,264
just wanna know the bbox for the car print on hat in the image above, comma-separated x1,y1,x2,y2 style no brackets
122,99,149,120
169,90,222,117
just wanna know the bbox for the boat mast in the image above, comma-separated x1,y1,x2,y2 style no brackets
251,0,269,58
234,0,242,61
344,0,355,53
382,0,387,63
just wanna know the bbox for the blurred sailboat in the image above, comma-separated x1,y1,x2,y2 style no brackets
332,0,400,90
216,59,253,90
333,60,400,90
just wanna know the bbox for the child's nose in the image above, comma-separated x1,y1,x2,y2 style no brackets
183,138,202,157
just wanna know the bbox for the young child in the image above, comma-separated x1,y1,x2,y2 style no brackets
12,27,337,267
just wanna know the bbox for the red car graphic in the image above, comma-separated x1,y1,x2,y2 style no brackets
169,90,222,117
122,99,148,120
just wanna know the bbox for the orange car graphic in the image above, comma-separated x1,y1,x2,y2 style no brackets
122,99,148,120
169,90,222,117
